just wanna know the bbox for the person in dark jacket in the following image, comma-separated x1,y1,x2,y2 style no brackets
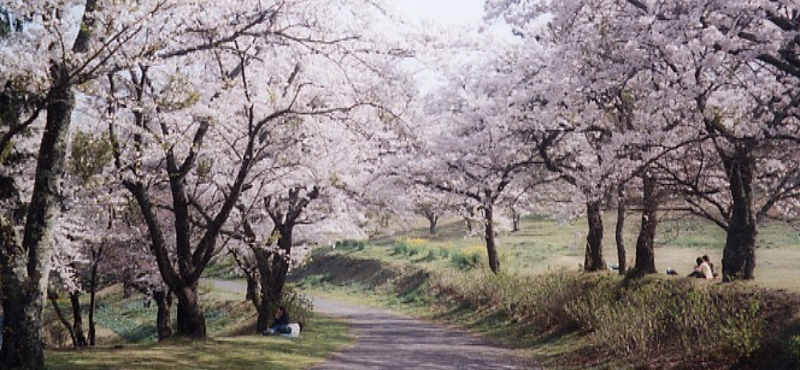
263,306,291,335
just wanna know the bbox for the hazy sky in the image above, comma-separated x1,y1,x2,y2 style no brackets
390,0,487,25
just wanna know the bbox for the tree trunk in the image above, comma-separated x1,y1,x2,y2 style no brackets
615,185,627,275
464,204,475,236
427,212,438,235
174,285,205,339
1,273,47,369
88,289,97,346
256,224,294,332
584,200,606,272
483,204,501,274
266,253,290,323
49,290,77,347
255,246,273,333
511,211,521,233
153,289,173,341
69,292,87,347
87,246,102,346
633,174,658,275
268,231,292,304
721,147,757,281
0,305,4,350
246,272,261,311
1,66,74,370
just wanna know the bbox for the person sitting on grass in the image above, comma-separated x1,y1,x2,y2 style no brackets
702,254,719,279
264,306,291,335
687,256,713,279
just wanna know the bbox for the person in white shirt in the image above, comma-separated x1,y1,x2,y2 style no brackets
688,257,713,279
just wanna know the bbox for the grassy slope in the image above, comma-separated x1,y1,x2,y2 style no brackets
292,215,800,370
44,282,351,370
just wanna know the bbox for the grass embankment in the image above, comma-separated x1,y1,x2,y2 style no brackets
292,217,800,370
44,283,351,370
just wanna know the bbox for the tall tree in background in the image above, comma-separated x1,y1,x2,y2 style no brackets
409,50,550,274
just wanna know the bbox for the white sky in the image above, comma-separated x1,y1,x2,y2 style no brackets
389,0,487,25
385,0,515,94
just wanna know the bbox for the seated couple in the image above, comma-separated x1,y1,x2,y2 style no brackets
687,255,717,279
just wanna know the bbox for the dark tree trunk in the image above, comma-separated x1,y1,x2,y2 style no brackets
584,200,606,272
69,292,87,347
256,225,293,332
269,225,293,302
49,290,77,347
483,203,500,274
721,147,757,281
153,289,173,341
88,289,97,346
615,185,627,275
256,251,291,331
0,4,94,366
87,245,102,346
174,285,205,339
1,273,47,369
254,186,320,332
633,173,658,275
246,272,261,311
1,66,74,370
511,211,521,233
255,246,272,333
464,204,475,235
426,212,438,235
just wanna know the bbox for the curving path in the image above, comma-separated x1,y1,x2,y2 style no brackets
210,280,540,370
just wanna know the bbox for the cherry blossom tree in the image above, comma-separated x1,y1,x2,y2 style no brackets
617,0,800,280
407,45,554,274
99,0,408,339
488,0,800,280
0,1,170,367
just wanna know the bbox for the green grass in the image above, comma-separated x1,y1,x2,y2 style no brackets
46,314,349,370
44,282,352,370
360,215,800,293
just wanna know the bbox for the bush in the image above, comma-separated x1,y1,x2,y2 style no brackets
430,269,585,330
334,239,366,251
449,248,484,270
390,240,426,258
280,287,314,328
566,278,764,362
430,270,768,366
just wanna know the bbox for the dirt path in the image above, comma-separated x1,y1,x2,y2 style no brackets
210,279,540,370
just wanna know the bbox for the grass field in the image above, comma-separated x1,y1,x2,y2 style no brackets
365,215,800,292
44,282,351,370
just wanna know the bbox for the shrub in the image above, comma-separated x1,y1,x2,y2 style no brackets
391,241,411,256
430,270,768,365
450,246,484,270
334,239,366,251
390,240,426,258
567,278,765,362
281,287,314,328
